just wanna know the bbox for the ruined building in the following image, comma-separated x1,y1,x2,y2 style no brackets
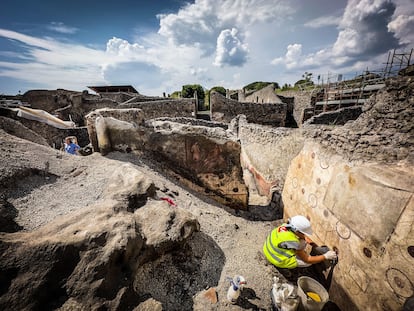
0,62,413,310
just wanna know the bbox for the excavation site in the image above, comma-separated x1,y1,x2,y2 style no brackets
0,62,413,311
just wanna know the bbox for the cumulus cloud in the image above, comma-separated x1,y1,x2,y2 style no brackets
0,0,298,95
271,44,303,68
272,0,406,74
332,0,400,58
47,22,78,34
2,0,412,96
106,37,145,57
388,14,414,44
157,0,293,55
213,28,249,67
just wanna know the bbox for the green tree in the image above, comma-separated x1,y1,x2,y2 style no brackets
170,91,181,98
243,81,280,92
281,83,293,91
210,86,226,96
181,84,205,100
294,72,314,88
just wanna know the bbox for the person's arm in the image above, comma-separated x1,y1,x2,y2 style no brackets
296,249,326,264
296,249,337,264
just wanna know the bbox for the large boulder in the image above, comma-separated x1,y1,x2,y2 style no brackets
0,162,200,311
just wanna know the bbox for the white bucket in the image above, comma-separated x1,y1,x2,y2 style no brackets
297,276,329,311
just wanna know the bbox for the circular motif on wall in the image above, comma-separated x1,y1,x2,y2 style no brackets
386,268,414,298
336,221,351,239
408,246,414,258
292,177,298,188
363,247,372,258
308,193,317,208
319,154,330,169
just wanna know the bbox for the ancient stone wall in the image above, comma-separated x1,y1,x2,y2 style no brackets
120,98,196,120
304,106,362,125
85,108,145,153
22,89,119,127
303,76,414,164
239,84,283,103
278,90,313,126
94,92,136,103
22,89,78,112
210,91,287,126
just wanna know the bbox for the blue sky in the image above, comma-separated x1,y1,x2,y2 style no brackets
0,0,413,96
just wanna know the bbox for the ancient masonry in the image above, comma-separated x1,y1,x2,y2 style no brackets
0,61,413,310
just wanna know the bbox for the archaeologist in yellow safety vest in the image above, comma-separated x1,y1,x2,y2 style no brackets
263,215,337,270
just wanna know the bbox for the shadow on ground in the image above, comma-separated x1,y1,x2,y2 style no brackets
133,232,225,311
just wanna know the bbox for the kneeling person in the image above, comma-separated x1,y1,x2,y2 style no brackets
263,215,337,269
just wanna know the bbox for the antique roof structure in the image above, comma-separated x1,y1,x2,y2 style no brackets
87,85,139,94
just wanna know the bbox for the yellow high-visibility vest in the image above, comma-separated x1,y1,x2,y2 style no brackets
263,225,299,268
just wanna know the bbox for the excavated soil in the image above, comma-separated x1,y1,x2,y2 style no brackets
0,130,284,310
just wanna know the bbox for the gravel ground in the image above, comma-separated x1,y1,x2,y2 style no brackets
1,129,284,310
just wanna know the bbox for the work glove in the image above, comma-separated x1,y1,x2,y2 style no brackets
323,250,337,260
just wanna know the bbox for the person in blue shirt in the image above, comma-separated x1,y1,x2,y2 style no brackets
64,137,80,155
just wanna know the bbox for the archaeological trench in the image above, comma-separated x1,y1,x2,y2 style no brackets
0,70,413,311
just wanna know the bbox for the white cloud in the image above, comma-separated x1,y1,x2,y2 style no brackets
333,0,400,57
272,0,407,76
304,15,341,28
47,22,78,34
106,37,145,58
157,0,293,57
213,28,249,67
1,0,412,96
388,14,414,44
271,44,302,68
0,28,111,89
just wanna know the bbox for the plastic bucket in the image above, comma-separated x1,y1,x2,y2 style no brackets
297,276,329,311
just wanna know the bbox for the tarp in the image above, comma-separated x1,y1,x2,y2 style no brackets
13,106,76,129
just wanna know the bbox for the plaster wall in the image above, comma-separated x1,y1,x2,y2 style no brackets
282,141,414,310
239,84,283,103
234,116,305,203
